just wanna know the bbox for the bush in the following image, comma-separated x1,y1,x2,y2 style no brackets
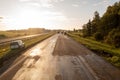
0,34,6,39
111,56,119,63
113,33,120,48
114,62,120,67
94,32,103,41
105,29,120,48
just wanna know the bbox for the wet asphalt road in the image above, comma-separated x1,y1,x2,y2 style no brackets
0,34,120,80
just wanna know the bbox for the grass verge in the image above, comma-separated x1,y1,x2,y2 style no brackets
0,32,55,67
67,32,120,68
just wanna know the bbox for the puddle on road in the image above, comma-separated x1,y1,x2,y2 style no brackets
55,74,62,80
29,48,42,57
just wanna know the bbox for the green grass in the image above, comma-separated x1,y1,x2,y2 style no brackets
0,44,10,58
67,32,120,68
23,33,54,47
69,31,83,36
0,32,55,67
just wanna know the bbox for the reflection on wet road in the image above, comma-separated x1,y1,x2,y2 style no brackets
12,35,58,80
0,34,120,80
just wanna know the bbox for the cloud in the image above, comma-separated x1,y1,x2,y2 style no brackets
39,0,54,8
40,11,67,21
19,0,31,2
82,1,88,5
72,4,79,7
27,2,41,7
103,0,109,3
93,0,110,6
39,0,64,8
18,0,67,21
19,0,64,8
71,1,88,8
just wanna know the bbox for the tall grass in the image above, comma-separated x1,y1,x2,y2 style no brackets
0,31,27,38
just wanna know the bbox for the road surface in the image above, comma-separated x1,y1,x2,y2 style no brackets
0,34,120,80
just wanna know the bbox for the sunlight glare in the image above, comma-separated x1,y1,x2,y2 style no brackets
30,48,42,57
2,8,67,30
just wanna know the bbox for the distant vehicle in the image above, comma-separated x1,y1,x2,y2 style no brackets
10,40,25,49
64,32,66,35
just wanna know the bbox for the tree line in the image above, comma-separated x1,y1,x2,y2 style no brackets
82,2,120,48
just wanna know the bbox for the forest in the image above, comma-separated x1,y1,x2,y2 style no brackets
82,2,120,48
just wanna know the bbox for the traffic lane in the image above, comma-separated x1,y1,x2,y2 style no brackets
53,34,120,80
0,34,59,80
12,34,58,80
53,34,88,56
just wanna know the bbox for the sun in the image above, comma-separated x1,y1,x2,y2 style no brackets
2,8,58,30
2,5,67,30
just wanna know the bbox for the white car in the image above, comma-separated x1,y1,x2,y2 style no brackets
10,40,25,49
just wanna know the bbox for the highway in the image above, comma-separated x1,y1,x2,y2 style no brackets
0,34,120,80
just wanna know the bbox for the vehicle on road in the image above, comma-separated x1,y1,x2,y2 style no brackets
10,40,25,49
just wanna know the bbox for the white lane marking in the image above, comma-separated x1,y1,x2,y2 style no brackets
78,56,100,80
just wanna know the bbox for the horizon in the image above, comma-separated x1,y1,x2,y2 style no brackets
0,0,119,30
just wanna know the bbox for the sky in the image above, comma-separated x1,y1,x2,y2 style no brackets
0,0,119,30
